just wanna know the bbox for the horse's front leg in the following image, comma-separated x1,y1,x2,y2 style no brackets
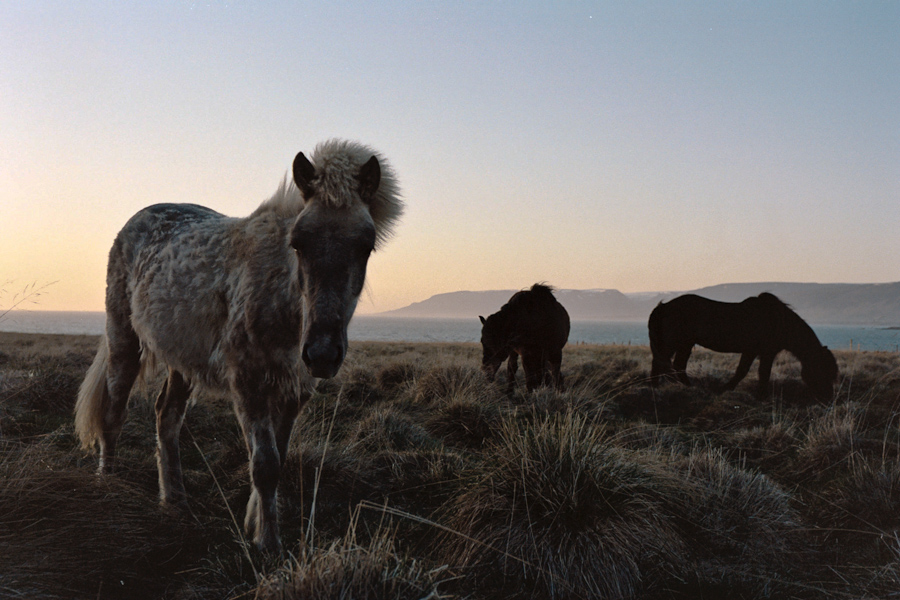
155,369,192,508
756,352,777,396
234,382,283,554
672,346,694,386
521,351,544,391
722,353,756,391
506,351,519,394
548,348,564,390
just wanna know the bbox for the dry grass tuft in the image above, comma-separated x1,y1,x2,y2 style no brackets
673,446,807,595
440,410,686,599
425,396,500,448
413,365,486,405
815,457,900,547
795,408,861,479
348,407,440,455
254,519,446,600
0,438,194,599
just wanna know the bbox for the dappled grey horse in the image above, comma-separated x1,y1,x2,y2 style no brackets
75,139,403,552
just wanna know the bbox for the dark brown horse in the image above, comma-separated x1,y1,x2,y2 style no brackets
648,293,838,401
479,284,570,392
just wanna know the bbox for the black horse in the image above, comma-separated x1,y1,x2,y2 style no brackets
648,293,838,401
479,284,570,392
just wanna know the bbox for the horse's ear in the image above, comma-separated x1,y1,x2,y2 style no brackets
293,152,316,198
479,315,486,325
358,156,381,203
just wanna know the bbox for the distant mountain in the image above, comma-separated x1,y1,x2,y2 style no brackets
377,282,900,325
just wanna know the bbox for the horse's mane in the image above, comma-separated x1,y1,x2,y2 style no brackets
254,139,403,249
756,292,789,309
501,283,557,314
528,283,556,297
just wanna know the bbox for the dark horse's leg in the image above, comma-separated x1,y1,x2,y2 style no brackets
522,351,544,391
506,351,519,394
650,353,672,386
672,345,694,386
155,369,192,508
756,352,777,395
722,352,757,391
547,348,564,390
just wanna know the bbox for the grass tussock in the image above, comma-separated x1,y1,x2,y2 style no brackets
440,411,686,599
3,332,900,599
254,518,446,600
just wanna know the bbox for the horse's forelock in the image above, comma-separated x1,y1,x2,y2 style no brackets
310,139,403,249
254,140,403,248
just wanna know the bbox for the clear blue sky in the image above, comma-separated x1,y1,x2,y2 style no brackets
2,1,898,313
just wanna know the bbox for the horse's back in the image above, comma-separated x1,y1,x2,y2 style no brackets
107,202,300,387
650,294,779,353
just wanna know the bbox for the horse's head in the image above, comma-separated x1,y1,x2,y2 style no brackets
290,145,400,379
479,314,507,381
801,346,839,402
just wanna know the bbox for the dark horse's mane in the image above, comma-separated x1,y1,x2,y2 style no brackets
503,283,557,311
752,292,822,358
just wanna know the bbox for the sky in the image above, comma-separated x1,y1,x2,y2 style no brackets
1,1,898,314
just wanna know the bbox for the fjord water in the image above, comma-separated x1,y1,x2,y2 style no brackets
2,312,899,352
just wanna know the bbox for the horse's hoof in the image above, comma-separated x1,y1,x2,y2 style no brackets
255,531,283,555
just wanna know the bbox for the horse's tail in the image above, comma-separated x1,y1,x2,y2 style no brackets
74,335,111,451
647,302,666,351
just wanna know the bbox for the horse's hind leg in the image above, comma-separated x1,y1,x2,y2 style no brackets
650,344,674,387
672,346,693,386
99,320,142,473
156,369,192,508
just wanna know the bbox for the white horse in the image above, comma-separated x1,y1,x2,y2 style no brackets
75,139,403,552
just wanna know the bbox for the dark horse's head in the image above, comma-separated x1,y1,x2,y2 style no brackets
802,346,839,402
479,314,507,381
290,141,402,379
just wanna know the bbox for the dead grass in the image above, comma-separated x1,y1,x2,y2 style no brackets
2,333,900,599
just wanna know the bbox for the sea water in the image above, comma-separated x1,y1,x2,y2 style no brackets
2,311,898,352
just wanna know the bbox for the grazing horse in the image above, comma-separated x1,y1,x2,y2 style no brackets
75,139,403,553
479,284,571,392
648,293,838,401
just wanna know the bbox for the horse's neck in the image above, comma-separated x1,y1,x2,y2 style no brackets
782,313,822,360
494,309,517,340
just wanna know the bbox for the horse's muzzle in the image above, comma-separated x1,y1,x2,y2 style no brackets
302,337,345,379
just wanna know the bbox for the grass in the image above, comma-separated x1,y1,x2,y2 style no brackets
2,331,900,598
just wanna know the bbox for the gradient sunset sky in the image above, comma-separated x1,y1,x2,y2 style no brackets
2,2,898,314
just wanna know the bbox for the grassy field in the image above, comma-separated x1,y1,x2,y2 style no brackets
1,331,899,599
